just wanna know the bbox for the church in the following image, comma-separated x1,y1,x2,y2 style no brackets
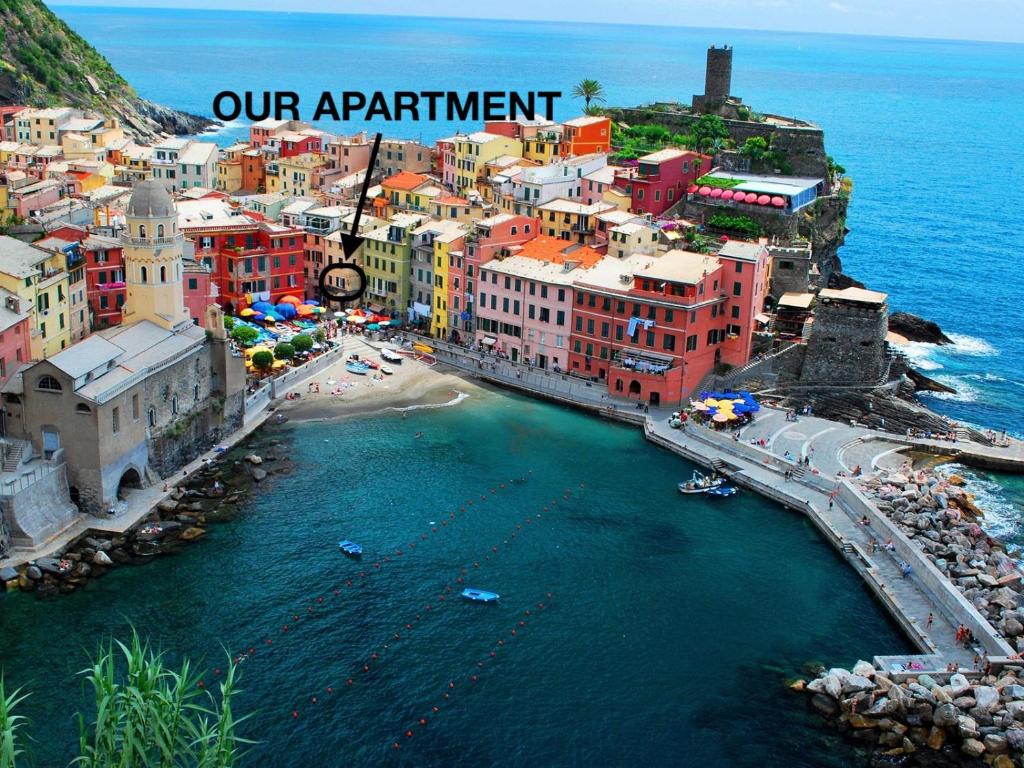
1,180,245,516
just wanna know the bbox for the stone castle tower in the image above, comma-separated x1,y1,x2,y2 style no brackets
120,179,191,331
800,288,890,385
692,45,736,115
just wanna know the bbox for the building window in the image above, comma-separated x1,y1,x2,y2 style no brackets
686,335,698,352
36,375,62,392
132,394,140,420
112,406,120,434
148,407,156,427
733,281,742,297
172,396,178,415
157,224,165,238
75,403,91,414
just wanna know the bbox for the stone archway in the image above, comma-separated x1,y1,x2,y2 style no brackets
628,380,642,396
117,467,143,500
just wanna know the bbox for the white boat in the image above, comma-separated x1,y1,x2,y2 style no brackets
380,364,394,375
381,348,403,363
677,470,725,494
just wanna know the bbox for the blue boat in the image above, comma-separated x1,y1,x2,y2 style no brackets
707,486,738,498
345,361,370,375
338,540,363,557
461,588,500,603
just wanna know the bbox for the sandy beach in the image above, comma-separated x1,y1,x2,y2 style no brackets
277,336,482,421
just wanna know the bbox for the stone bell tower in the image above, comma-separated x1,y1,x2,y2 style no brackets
120,179,191,331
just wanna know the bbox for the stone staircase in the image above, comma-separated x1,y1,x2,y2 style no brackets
1,439,29,473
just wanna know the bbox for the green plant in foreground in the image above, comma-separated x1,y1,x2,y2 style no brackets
0,632,248,767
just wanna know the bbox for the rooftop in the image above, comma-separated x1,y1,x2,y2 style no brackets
381,171,430,191
818,287,888,306
563,115,608,128
635,249,721,285
514,235,603,268
537,198,615,216
777,292,816,310
0,236,49,278
718,240,765,261
639,148,694,164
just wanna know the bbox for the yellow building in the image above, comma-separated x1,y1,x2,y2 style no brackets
453,132,522,197
428,223,468,339
536,199,616,244
216,143,250,193
0,184,10,226
380,171,441,216
61,132,105,161
267,153,328,197
25,108,74,146
522,127,563,163
0,235,72,358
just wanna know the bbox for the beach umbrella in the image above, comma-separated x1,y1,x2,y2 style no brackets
687,184,699,194
272,359,288,369
712,413,729,423
239,308,256,317
296,305,315,316
694,403,709,411
744,192,758,204
264,312,281,322
303,299,320,306
721,189,735,200
719,235,729,243
757,194,771,206
348,315,366,324
312,307,325,314
252,311,266,320
334,311,345,318
280,295,302,306
698,186,712,196
366,323,380,330
710,188,723,198
252,301,274,312
771,196,786,207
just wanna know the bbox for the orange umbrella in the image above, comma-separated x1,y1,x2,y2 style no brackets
296,305,315,316
280,295,302,305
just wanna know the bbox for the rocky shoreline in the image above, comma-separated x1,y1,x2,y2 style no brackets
0,429,292,599
794,661,1024,766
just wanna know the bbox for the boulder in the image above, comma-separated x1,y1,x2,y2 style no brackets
985,733,1009,754
954,696,978,711
179,527,206,542
157,499,178,513
1002,684,1024,700
948,673,971,697
958,714,980,739
92,550,113,566
1005,727,1024,750
1004,701,1024,720
926,726,945,750
245,454,263,465
85,537,113,552
933,703,959,727
250,467,267,482
852,660,876,678
25,565,42,580
789,679,806,693
961,738,986,757
0,566,18,582
811,693,839,716
931,685,952,704
845,713,878,729
975,686,1001,712
993,755,1015,768
842,674,876,695
866,697,899,716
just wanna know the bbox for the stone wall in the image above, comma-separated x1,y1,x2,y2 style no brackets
800,300,888,385
1,463,78,549
768,246,814,298
148,397,243,479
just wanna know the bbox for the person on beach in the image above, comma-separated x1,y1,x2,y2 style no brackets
926,613,934,629
859,515,870,526
900,562,912,578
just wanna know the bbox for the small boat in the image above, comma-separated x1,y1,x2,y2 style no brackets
413,343,434,354
380,364,394,375
381,348,403,363
707,486,738,498
461,588,500,603
677,470,725,494
338,540,363,557
345,361,370,375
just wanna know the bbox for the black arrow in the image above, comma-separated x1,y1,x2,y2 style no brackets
340,132,383,259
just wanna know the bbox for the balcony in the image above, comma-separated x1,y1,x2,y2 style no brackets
612,348,674,376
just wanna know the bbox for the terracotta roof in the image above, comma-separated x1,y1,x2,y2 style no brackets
434,195,469,205
381,171,430,191
516,235,603,268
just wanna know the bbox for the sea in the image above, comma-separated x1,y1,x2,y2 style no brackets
2,7,1022,764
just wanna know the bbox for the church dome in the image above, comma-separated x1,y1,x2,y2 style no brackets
127,179,174,219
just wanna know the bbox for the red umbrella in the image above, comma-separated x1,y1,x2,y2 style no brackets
719,235,729,243
721,189,735,200
687,184,699,194
710,187,723,198
743,192,758,204
771,196,786,207
698,186,713,196
757,194,771,205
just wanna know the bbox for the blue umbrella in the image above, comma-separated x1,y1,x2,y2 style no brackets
253,301,274,313
275,303,297,319
303,299,320,306
252,311,265,320
264,312,282,322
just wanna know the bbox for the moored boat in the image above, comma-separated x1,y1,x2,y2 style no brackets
707,486,738,498
345,361,370,375
338,540,363,557
461,588,500,603
381,348,403,363
677,471,725,494
380,364,394,375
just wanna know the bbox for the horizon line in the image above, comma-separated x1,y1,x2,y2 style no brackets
47,3,1024,47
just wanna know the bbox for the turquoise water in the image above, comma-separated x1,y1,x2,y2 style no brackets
0,392,912,765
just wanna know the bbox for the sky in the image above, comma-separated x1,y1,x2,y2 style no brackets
46,0,1024,43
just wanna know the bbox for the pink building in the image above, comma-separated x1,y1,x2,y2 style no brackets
183,257,218,325
462,213,539,337
0,291,32,386
475,235,603,368
435,136,457,191
614,149,708,218
8,177,61,218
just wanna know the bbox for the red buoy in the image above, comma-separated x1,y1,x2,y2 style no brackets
406,730,413,739
419,718,427,726
347,678,354,686
311,696,318,704
327,687,333,694
198,680,205,689
292,711,299,719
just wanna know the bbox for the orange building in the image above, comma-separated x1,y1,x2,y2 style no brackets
241,149,266,193
561,116,612,157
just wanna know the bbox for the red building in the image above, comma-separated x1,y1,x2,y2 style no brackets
47,224,127,329
614,149,708,218
177,200,305,312
0,291,32,385
278,132,323,158
567,242,768,407
183,257,218,323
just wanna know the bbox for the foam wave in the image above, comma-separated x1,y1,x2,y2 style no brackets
902,341,944,372
946,333,998,357
937,464,1022,541
200,120,247,135
389,391,470,413
923,376,980,403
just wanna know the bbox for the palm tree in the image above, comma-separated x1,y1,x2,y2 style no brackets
572,79,606,109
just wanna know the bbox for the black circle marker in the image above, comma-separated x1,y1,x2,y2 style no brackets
318,261,368,304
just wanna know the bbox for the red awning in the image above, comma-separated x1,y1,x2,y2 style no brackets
687,184,699,194
698,186,713,196
771,196,786,207
744,192,758,204
709,187,723,198
757,194,771,205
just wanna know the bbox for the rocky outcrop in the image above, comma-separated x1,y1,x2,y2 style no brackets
861,466,1024,650
799,661,1024,764
907,368,958,395
0,0,216,140
890,312,953,345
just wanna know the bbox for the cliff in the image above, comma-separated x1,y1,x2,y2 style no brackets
0,0,215,139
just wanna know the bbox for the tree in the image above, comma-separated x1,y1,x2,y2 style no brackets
691,114,729,152
740,136,768,161
230,325,259,346
0,632,248,767
313,328,327,344
274,343,295,360
251,350,274,374
572,79,605,109
291,334,313,353
223,316,236,331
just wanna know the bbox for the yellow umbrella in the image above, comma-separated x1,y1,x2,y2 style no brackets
239,308,256,317
272,359,288,369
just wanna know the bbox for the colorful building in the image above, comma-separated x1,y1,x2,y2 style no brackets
560,116,612,156
361,213,425,313
536,199,616,244
475,236,602,368
380,171,439,215
0,290,32,385
376,139,433,178
614,149,708,218
216,143,251,193
249,119,311,149
453,132,523,197
0,235,72,358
